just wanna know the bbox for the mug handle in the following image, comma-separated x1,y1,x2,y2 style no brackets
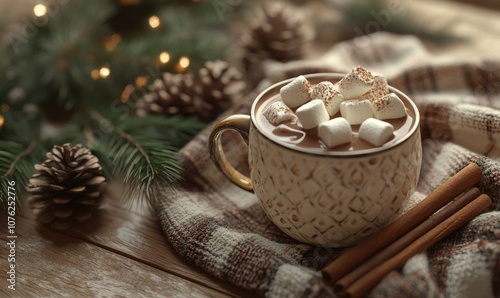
209,114,253,192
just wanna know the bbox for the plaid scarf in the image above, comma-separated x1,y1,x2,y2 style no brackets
155,33,500,297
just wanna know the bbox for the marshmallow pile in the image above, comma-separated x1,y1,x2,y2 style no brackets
262,66,408,148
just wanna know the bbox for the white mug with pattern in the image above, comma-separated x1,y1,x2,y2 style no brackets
209,73,422,247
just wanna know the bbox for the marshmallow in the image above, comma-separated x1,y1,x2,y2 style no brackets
371,93,407,120
280,75,311,108
337,66,374,99
318,117,352,148
340,99,373,125
296,99,330,130
359,118,394,146
311,81,345,116
263,101,297,125
361,75,390,102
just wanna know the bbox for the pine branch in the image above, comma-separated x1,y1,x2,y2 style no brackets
4,140,37,177
3,0,117,108
88,111,203,205
0,0,226,210
0,140,43,209
0,102,45,210
90,110,155,174
118,2,229,71
115,114,205,148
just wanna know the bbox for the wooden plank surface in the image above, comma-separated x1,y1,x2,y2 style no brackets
0,186,253,298
0,216,233,298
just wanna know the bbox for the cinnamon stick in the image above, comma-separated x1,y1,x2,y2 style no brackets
322,163,482,283
342,193,492,298
334,187,481,293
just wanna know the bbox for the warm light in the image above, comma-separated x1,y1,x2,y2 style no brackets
91,67,111,79
179,56,190,68
99,67,111,78
33,4,47,17
135,76,147,88
148,16,160,28
175,56,190,73
0,114,5,128
0,104,9,113
104,34,122,52
91,69,100,80
159,51,170,64
121,84,135,103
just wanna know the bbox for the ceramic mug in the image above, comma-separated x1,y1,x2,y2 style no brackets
209,73,422,247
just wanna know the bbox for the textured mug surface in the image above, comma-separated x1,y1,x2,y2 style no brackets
210,73,422,247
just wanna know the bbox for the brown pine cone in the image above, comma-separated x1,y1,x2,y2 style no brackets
136,72,199,117
137,61,245,121
27,143,106,230
195,60,246,120
239,2,310,81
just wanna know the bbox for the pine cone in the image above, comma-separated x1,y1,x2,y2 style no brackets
239,2,310,81
27,143,106,230
195,60,246,120
136,72,199,117
137,61,245,120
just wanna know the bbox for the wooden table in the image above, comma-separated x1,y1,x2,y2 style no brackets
1,1,499,297
1,182,252,297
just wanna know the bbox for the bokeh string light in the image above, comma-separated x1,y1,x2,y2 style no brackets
99,67,111,78
0,104,7,130
104,34,122,52
176,56,190,73
120,84,135,103
119,76,147,104
135,76,147,88
35,2,193,93
91,67,111,80
33,4,47,17
148,15,160,29
159,51,170,64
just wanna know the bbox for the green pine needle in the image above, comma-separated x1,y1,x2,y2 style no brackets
0,0,230,210
0,140,42,210
0,108,204,209
88,111,204,205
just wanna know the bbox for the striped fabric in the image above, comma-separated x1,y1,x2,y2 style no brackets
155,33,500,297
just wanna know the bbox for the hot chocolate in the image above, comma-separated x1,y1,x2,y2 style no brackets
209,71,422,247
254,71,416,155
